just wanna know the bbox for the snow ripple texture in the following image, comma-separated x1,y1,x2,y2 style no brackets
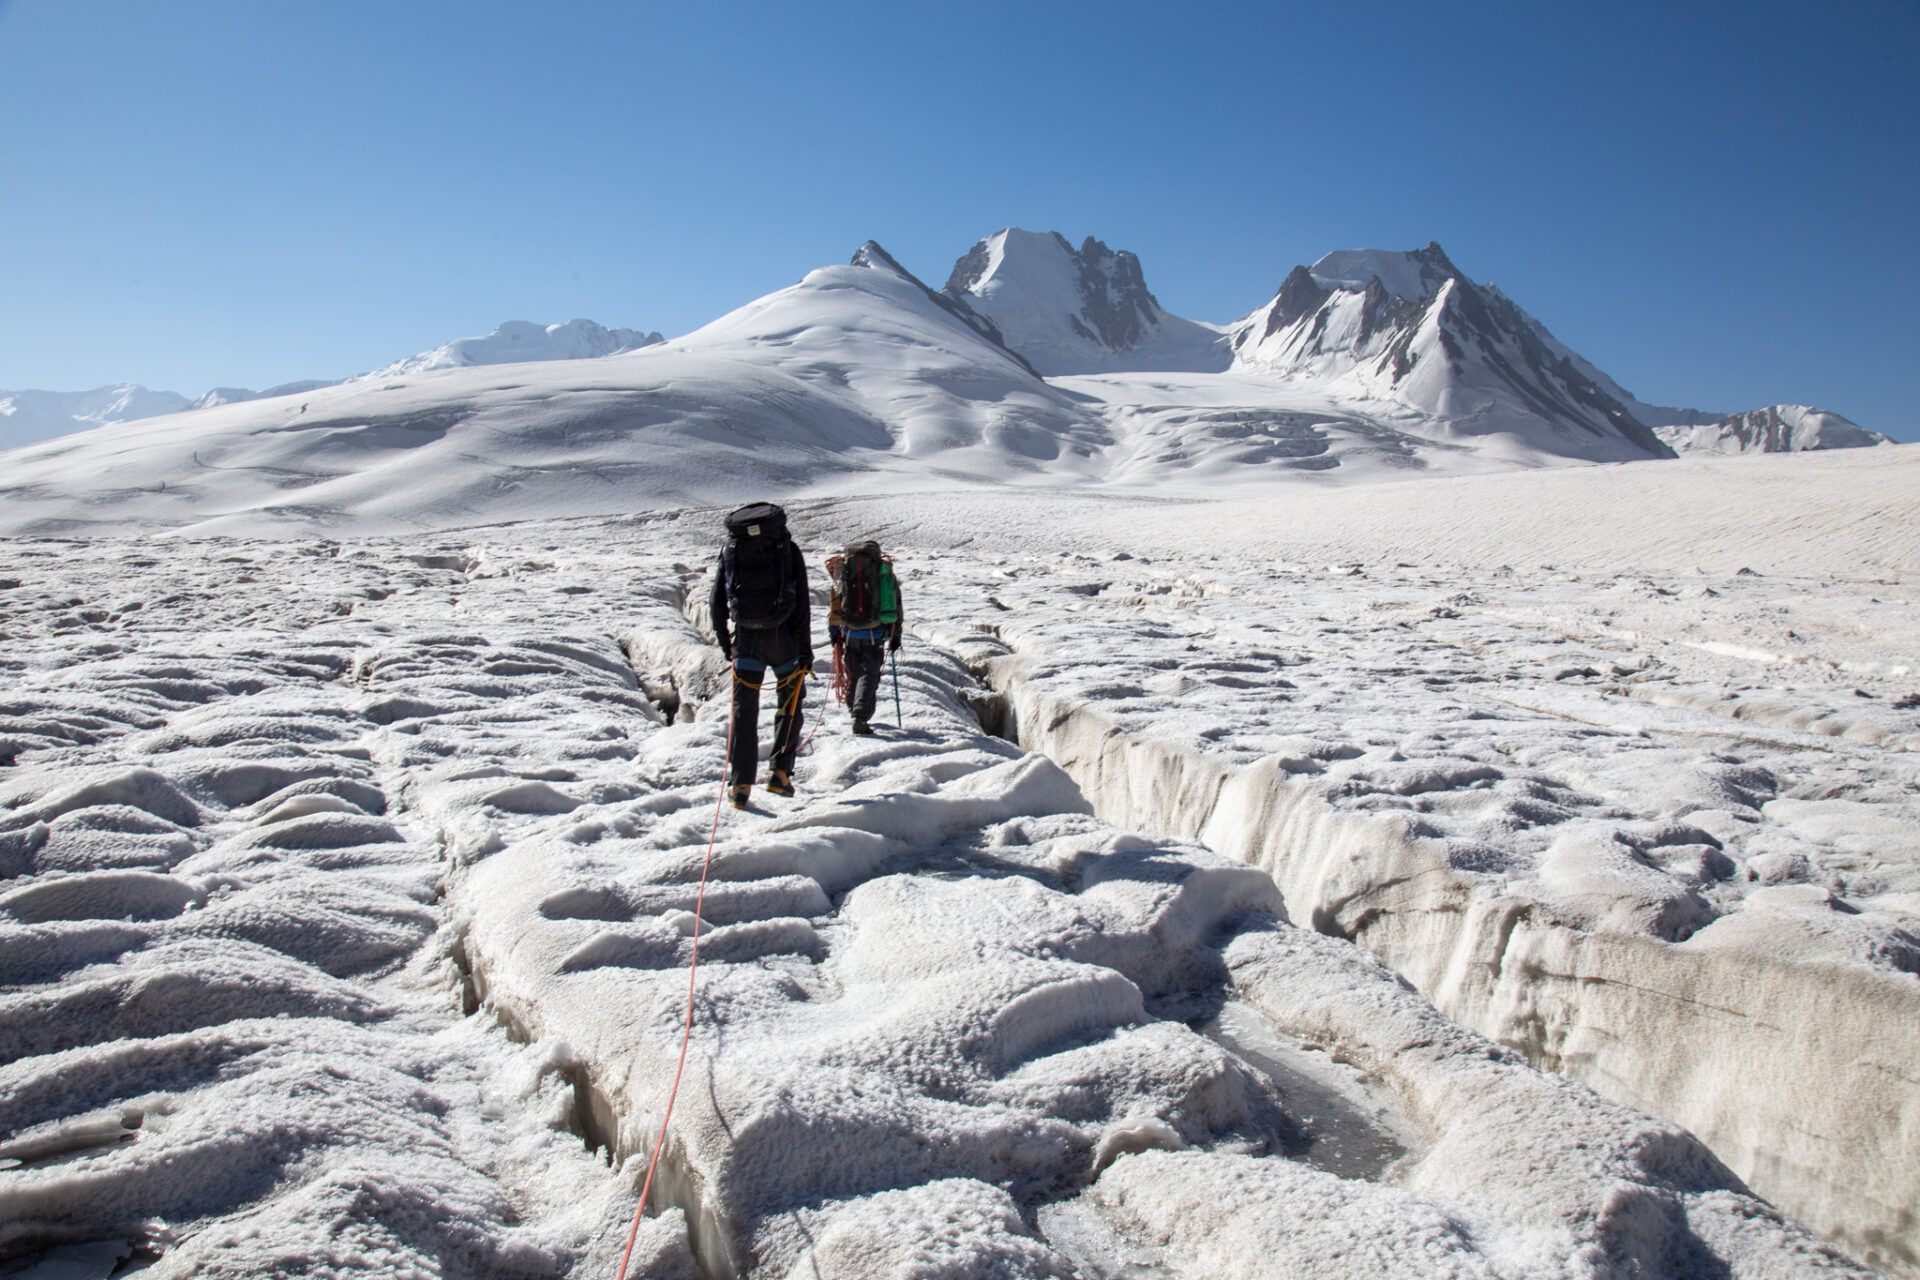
896,534,1920,1278
0,519,1888,1278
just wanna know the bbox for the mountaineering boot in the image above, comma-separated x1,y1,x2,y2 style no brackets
766,769,794,798
852,718,874,737
729,784,751,810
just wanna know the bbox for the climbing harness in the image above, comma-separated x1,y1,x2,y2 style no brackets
727,661,814,759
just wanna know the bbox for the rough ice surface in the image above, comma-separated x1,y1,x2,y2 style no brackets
1,503,1903,1278
876,498,1920,1276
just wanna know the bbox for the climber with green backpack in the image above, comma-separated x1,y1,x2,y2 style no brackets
825,540,903,735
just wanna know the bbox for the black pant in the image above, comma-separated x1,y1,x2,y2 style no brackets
729,661,805,785
846,640,886,723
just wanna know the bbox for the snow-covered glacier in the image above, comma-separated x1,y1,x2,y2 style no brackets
2,511,1905,1277
2,231,1915,1278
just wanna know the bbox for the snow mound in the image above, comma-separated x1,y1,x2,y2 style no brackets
1,321,662,452
0,248,1107,538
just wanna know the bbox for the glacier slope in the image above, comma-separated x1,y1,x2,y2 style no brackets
0,519,1882,1279
0,258,1109,539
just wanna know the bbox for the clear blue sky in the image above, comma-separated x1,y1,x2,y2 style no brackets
2,0,1915,438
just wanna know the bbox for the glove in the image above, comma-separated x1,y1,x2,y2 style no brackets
888,626,902,653
799,650,815,674
718,634,733,662
828,626,843,646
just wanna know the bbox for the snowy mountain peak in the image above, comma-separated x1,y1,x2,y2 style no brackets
945,228,1162,347
849,240,915,277
1309,242,1459,302
942,228,1227,376
1655,404,1894,455
1234,244,1673,461
943,228,1072,295
848,239,1034,372
362,319,664,380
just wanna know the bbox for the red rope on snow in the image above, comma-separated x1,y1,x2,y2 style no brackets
793,657,829,758
830,636,848,707
613,683,737,1280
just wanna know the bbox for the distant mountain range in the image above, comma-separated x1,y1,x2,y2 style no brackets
1653,404,1889,455
0,230,1899,536
0,383,204,450
0,320,663,451
942,231,1891,458
356,319,664,381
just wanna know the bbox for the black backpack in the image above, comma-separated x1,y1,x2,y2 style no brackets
722,503,796,630
837,540,885,629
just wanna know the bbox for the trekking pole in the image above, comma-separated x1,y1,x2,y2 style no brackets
890,648,902,729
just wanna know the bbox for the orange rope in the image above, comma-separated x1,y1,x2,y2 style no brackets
613,685,736,1280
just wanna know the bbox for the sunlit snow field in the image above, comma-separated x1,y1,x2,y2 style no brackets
3,455,1916,1277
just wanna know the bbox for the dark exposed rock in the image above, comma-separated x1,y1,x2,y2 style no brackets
1265,266,1330,337
1071,236,1165,351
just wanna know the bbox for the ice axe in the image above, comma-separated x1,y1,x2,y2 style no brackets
889,647,902,729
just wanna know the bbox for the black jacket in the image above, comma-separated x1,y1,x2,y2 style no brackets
710,540,812,667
